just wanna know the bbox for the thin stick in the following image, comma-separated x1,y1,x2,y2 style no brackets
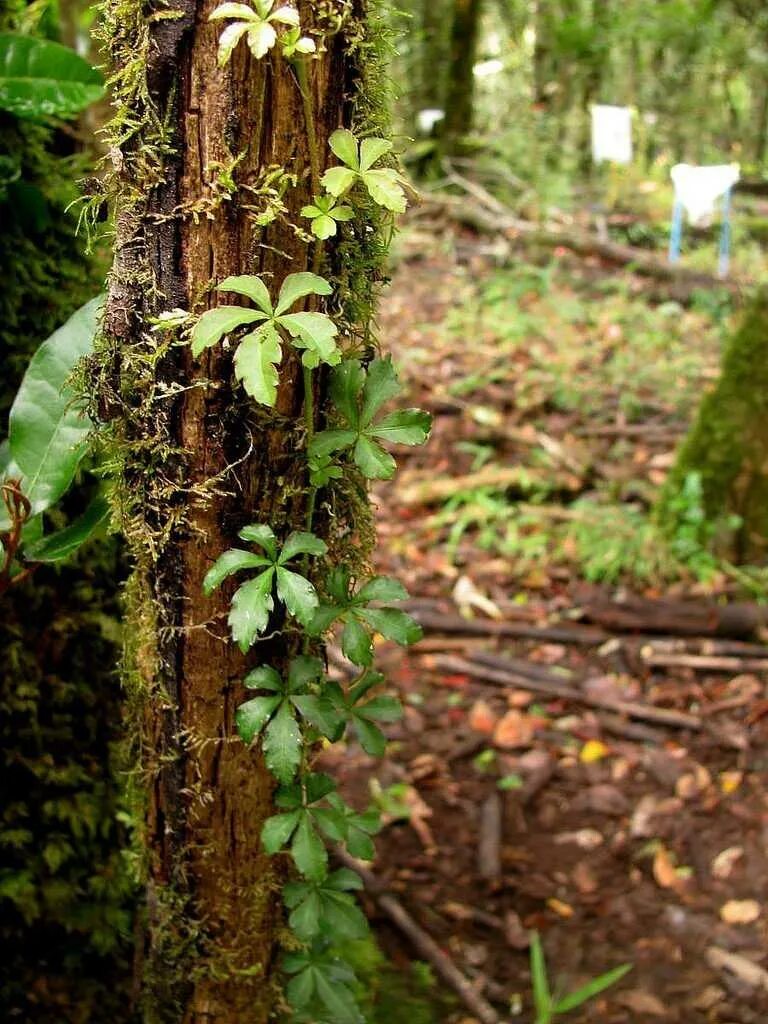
336,850,502,1024
435,653,703,732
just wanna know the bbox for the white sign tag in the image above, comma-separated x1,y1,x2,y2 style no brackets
591,105,633,165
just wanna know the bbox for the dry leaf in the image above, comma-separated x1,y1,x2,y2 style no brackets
616,990,667,1016
468,699,497,735
580,739,611,764
493,709,536,750
653,845,680,890
452,575,502,619
711,846,744,880
720,899,760,924
547,897,574,918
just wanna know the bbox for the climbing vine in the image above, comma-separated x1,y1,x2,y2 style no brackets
186,5,431,1020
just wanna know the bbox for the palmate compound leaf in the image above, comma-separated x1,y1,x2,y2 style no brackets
262,698,302,783
202,548,271,595
276,567,320,626
274,272,333,316
308,358,432,481
284,870,367,941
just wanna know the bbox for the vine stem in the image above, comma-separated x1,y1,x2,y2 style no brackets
294,58,320,197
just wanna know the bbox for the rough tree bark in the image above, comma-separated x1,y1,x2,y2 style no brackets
97,1,379,1020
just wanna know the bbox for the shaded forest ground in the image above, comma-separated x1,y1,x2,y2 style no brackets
321,222,768,1022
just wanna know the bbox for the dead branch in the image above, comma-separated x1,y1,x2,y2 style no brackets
335,850,503,1024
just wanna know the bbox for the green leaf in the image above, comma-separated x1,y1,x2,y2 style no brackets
342,618,373,667
287,655,323,691
370,408,432,445
276,566,319,624
23,494,109,563
9,296,102,515
244,665,283,691
263,700,302,783
236,694,281,744
314,970,363,1024
286,967,316,1009
278,312,339,367
358,607,422,646
228,569,275,651
327,867,364,892
309,213,337,239
309,428,357,460
552,964,632,1014
360,357,401,426
321,165,357,197
352,717,387,757
233,327,282,406
328,128,360,169
307,603,342,635
530,933,552,1022
202,548,271,595
355,576,409,604
0,33,103,121
305,772,336,803
292,814,327,880
362,168,407,213
279,531,327,564
217,273,272,312
216,21,251,66
353,435,396,479
359,137,392,171
208,2,260,21
291,695,343,739
261,809,301,854
359,695,402,723
191,306,264,357
238,523,278,559
287,887,323,939
274,272,333,316
330,359,364,427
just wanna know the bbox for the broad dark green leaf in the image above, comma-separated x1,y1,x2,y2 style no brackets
9,296,102,514
24,493,109,563
244,665,283,691
309,428,357,460
0,33,103,121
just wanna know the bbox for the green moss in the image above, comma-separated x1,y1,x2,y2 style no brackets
657,287,768,561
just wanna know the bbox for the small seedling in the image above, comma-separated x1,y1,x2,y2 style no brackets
529,931,631,1024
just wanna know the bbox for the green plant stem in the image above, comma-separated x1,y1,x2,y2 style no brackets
295,59,320,197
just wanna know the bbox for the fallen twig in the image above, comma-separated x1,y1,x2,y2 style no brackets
398,464,579,506
336,850,503,1024
477,792,502,883
641,650,768,673
410,606,609,646
435,652,703,732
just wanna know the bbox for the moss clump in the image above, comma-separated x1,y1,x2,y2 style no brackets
657,287,768,561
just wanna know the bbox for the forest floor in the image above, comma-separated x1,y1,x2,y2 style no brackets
321,223,768,1023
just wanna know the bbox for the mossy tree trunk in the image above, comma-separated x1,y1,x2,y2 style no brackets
656,288,768,563
99,2,373,1020
442,0,483,152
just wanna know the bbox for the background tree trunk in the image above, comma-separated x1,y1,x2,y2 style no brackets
442,0,483,151
656,288,768,563
99,2,373,1019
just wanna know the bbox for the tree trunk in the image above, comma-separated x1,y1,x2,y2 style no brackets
656,288,768,563
442,0,483,151
98,2,378,1019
